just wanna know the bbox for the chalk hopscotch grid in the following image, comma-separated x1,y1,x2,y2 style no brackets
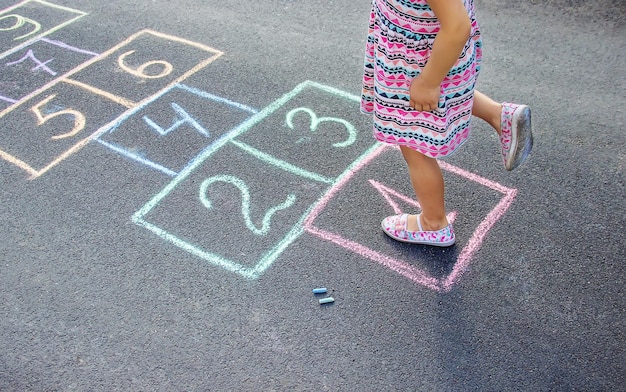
0,29,223,178
131,80,381,280
132,80,518,287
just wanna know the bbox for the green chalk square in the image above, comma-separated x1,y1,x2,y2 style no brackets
233,82,373,181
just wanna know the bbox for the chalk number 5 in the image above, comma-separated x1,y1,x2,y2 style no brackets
31,94,86,140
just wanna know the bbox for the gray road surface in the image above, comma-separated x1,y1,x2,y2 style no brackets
0,0,624,390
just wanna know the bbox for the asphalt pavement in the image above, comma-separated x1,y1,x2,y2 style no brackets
0,0,624,390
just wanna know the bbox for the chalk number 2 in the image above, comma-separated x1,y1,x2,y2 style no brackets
199,175,296,236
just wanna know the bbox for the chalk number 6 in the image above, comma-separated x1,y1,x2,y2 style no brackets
118,50,173,79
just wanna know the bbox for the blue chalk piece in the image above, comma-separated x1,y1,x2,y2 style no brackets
312,287,327,294
318,297,335,305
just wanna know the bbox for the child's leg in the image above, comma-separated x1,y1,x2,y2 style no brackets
471,90,502,135
472,89,533,171
399,145,449,231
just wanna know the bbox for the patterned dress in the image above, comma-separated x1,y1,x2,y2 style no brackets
361,0,483,158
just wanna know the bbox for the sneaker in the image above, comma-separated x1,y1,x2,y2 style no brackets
381,213,455,247
500,102,533,171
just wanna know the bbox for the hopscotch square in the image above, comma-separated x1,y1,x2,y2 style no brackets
96,84,257,176
304,144,518,292
0,38,98,107
134,142,329,279
0,0,87,60
133,80,373,279
0,82,128,176
65,30,223,105
234,82,374,180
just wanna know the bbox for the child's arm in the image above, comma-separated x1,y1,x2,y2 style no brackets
409,0,471,112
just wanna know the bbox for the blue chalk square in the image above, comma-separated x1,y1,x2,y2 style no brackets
97,84,256,176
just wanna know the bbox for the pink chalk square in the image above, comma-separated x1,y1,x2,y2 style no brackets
303,144,517,292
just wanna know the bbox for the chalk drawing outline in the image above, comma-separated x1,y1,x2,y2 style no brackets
303,143,518,292
229,139,334,185
96,83,256,177
369,179,458,224
0,38,98,107
143,102,209,137
0,95,18,104
5,48,56,75
0,30,223,178
39,37,99,57
0,0,87,61
132,80,372,280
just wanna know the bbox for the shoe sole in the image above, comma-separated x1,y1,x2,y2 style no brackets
381,221,456,247
505,105,534,171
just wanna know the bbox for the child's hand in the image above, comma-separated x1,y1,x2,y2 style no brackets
409,76,441,112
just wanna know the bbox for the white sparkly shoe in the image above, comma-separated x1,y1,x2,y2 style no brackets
381,213,455,247
500,102,533,171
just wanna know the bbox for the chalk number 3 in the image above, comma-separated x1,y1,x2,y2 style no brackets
286,107,356,148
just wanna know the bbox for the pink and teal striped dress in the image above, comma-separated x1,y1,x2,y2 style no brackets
361,0,483,158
